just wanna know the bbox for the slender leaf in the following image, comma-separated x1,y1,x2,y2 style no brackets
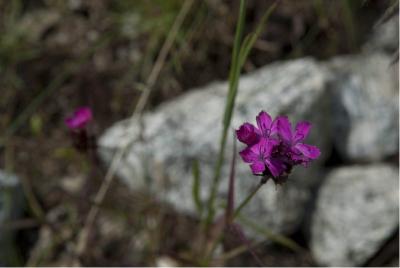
206,0,279,228
238,1,278,70
227,0,247,88
206,0,247,225
225,136,237,223
192,159,203,215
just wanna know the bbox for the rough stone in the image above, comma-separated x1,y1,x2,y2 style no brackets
310,165,399,267
327,52,399,162
99,58,332,237
0,170,24,266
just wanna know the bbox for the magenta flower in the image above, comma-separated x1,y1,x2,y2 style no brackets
236,111,320,181
236,123,259,146
255,111,278,138
65,107,93,130
276,116,320,164
236,111,278,146
239,138,285,177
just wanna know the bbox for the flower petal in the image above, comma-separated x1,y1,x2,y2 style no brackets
290,152,308,164
294,143,321,159
260,138,279,156
276,116,292,143
256,111,272,135
265,158,285,177
270,117,279,136
294,121,311,143
239,147,258,163
250,161,265,175
236,123,259,146
65,107,93,129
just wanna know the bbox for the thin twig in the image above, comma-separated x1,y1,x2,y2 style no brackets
74,0,194,260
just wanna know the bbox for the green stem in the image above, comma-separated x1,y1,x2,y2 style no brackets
205,0,247,228
233,176,268,220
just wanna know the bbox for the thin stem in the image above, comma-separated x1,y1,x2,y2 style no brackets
205,0,247,228
233,176,268,220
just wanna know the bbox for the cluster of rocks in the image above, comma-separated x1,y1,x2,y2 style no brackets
98,15,398,266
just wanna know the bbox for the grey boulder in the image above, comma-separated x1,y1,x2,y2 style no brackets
311,165,399,266
327,52,399,162
99,58,331,236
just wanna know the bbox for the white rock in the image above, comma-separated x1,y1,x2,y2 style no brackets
311,165,399,266
327,52,398,161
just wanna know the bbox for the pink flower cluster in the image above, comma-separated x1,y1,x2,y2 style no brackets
236,111,320,181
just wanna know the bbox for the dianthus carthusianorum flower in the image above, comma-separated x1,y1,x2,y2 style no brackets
236,111,320,183
236,111,278,146
239,138,285,177
276,116,320,165
65,106,95,152
65,107,93,130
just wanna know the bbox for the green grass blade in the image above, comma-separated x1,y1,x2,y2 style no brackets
206,0,247,226
192,159,203,216
225,136,237,223
226,0,277,128
206,0,278,228
238,1,278,70
206,0,279,228
227,0,247,88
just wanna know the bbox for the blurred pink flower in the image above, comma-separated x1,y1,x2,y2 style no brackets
65,107,93,130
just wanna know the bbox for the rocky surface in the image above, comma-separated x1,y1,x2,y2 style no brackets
0,170,24,266
310,165,399,266
99,58,332,236
327,52,398,162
